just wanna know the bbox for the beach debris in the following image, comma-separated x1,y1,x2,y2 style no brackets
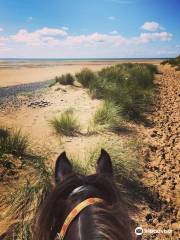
28,100,51,108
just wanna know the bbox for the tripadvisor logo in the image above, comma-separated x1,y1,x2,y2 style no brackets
135,227,143,236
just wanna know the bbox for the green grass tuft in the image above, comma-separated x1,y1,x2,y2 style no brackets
0,127,29,156
92,101,120,130
55,73,75,85
75,68,97,88
50,110,80,136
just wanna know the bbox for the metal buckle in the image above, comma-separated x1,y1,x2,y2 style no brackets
55,233,62,240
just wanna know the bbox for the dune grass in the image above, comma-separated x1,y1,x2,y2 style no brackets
91,101,120,131
75,68,97,88
50,109,80,136
161,55,180,69
76,63,157,120
0,130,52,240
0,155,52,240
55,73,75,85
69,138,142,184
0,126,29,156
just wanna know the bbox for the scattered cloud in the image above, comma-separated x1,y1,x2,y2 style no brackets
0,23,175,57
134,32,172,43
0,27,4,32
11,27,68,46
109,30,119,35
108,16,116,20
64,32,126,46
62,26,69,31
141,21,164,32
0,36,7,41
0,36,11,52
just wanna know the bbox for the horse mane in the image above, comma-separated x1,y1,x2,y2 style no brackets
33,173,132,240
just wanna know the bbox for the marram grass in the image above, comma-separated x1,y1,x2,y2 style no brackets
0,126,29,156
50,110,80,136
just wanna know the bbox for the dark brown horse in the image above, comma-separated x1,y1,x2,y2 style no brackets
33,149,133,240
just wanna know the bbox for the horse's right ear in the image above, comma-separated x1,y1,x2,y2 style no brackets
96,149,113,177
55,152,73,183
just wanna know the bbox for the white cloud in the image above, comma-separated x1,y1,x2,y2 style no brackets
133,32,173,43
0,27,4,32
108,16,116,20
62,26,69,31
35,27,68,36
0,23,175,57
63,33,126,47
0,36,8,41
11,27,68,46
109,30,118,35
8,29,173,48
141,21,164,32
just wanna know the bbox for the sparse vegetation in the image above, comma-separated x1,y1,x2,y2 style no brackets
0,155,52,240
0,128,51,239
75,68,97,88
55,73,75,85
0,127,29,156
161,55,180,69
50,110,80,136
77,63,157,119
92,101,120,130
69,139,141,183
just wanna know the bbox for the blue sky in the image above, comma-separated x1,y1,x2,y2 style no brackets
0,0,179,58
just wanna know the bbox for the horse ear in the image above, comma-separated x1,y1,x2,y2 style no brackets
55,152,73,183
96,149,113,176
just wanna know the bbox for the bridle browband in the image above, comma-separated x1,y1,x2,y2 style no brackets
56,197,104,240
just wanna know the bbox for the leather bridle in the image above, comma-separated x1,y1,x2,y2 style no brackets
56,197,103,240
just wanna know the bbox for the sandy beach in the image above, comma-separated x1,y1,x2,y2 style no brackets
0,60,161,87
0,61,115,87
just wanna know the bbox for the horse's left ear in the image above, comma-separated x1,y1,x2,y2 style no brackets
55,152,73,183
96,149,113,177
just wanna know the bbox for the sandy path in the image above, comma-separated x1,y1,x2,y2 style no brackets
0,84,102,161
136,65,180,240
